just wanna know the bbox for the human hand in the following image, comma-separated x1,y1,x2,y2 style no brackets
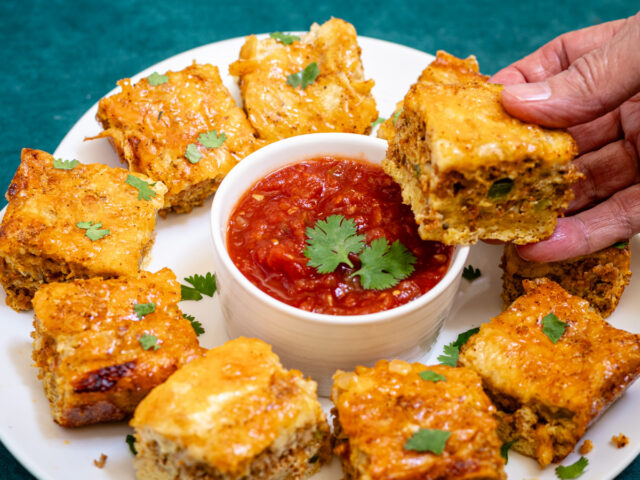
490,12,640,262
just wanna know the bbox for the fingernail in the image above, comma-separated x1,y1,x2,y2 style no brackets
503,82,552,102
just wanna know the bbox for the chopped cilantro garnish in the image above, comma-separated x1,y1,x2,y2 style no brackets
53,158,79,170
133,302,156,319
392,108,403,126
413,164,421,178
371,117,385,129
488,178,514,199
125,434,137,455
76,221,110,241
269,31,300,45
555,457,588,479
462,265,481,282
352,238,416,290
304,215,365,273
542,312,567,343
419,370,446,382
437,327,480,366
185,143,202,164
287,62,319,90
126,174,156,201
612,240,628,249
180,272,216,301
139,334,160,351
183,313,205,336
404,428,451,455
198,130,227,149
147,72,168,86
500,439,517,464
157,110,163,121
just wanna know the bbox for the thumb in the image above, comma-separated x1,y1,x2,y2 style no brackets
500,14,640,128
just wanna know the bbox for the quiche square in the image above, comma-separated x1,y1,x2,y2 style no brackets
229,18,378,143
131,337,332,480
94,62,261,216
32,268,204,427
501,242,631,317
458,278,640,467
0,148,166,311
331,360,505,480
382,68,580,245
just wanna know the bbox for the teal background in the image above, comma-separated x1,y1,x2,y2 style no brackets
1,0,638,478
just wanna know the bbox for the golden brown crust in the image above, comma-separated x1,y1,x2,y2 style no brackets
500,243,631,317
0,149,165,311
331,360,506,480
94,63,261,215
32,268,204,427
131,338,331,479
229,18,378,143
459,278,640,467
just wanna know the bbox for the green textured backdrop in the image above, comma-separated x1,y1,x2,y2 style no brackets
1,0,638,479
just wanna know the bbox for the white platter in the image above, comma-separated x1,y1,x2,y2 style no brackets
0,35,638,480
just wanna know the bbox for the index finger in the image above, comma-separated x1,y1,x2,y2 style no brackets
490,18,627,85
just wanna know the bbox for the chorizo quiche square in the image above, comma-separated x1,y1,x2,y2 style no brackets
32,268,203,427
131,337,332,480
331,360,505,480
95,62,261,216
229,18,378,143
383,74,580,245
458,278,640,467
0,148,166,311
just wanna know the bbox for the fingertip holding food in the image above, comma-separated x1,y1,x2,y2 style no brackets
515,218,588,263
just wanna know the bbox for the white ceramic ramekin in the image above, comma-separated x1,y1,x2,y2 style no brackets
210,133,469,395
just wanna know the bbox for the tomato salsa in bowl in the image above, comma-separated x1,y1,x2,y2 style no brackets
210,133,469,395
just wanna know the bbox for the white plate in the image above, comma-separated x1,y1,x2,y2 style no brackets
1,35,638,480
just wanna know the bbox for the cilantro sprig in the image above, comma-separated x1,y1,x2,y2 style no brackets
53,158,79,170
185,143,202,164
125,434,137,455
555,457,588,479
500,439,517,464
287,62,319,90
126,174,157,201
77,221,110,241
612,240,628,249
147,72,168,86
134,302,155,319
437,327,480,367
542,312,568,343
269,31,300,45
139,334,160,351
198,130,227,148
419,370,446,382
180,272,217,301
303,215,416,290
183,313,205,336
404,428,451,455
371,117,385,129
462,265,481,282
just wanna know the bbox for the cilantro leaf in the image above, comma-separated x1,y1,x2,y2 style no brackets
500,439,517,464
183,313,205,336
555,457,588,479
287,62,319,90
371,117,385,129
404,428,451,455
76,221,110,241
157,110,163,121
352,238,416,290
488,178,514,199
134,302,156,319
437,327,480,366
181,284,202,301
269,31,300,45
304,215,365,273
392,108,403,126
419,370,446,382
184,272,217,297
612,240,628,249
198,130,227,149
462,265,481,282
125,434,137,455
185,143,202,164
53,158,79,170
542,312,568,343
126,174,157,201
413,164,421,178
147,72,168,86
139,334,160,351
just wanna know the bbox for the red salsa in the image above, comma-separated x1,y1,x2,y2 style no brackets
227,157,452,315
